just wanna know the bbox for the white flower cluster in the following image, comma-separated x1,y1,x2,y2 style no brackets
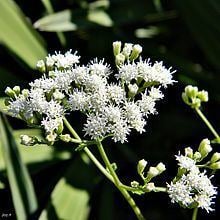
167,153,217,212
5,42,175,143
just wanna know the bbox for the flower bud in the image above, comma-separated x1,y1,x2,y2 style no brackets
198,138,212,158
137,159,147,175
60,134,72,142
36,60,46,72
115,53,125,66
197,90,208,102
193,151,202,161
20,135,38,146
122,43,133,58
131,181,139,188
146,167,159,182
182,92,190,105
46,57,55,69
210,152,220,163
185,147,193,158
22,89,29,98
156,162,166,174
209,161,220,170
129,44,142,61
46,132,57,143
145,182,155,192
113,41,122,56
5,87,16,98
53,90,65,100
13,86,20,96
191,98,201,109
185,85,198,98
128,83,139,97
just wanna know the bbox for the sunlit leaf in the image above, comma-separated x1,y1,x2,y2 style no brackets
34,10,77,32
0,113,38,220
0,0,47,68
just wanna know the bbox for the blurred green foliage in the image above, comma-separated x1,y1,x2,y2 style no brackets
0,0,220,219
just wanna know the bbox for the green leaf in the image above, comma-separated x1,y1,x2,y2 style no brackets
39,159,91,220
0,0,46,68
34,10,77,32
0,129,72,173
88,9,113,27
0,113,38,220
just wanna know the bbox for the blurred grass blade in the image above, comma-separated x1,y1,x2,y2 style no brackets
0,0,46,68
88,9,113,27
39,159,91,220
0,113,38,220
34,10,77,32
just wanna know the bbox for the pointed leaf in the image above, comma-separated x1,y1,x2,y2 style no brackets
34,10,77,32
0,113,38,220
0,0,46,68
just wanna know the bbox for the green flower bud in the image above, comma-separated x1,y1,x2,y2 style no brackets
191,98,201,109
128,83,139,97
60,134,72,142
185,85,198,98
21,89,29,98
113,41,122,56
36,60,46,72
156,162,166,174
137,159,147,175
145,182,155,192
185,147,193,158
197,90,208,102
115,53,125,66
210,152,220,163
193,151,202,161
146,167,159,182
129,44,142,61
20,135,38,146
131,181,139,188
5,87,16,98
46,132,57,143
198,138,212,158
182,92,190,105
209,161,220,170
13,86,20,96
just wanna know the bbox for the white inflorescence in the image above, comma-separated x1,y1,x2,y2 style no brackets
6,44,175,143
167,153,217,212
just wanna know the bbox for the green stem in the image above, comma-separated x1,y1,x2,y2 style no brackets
192,208,198,220
63,117,81,141
96,140,145,220
195,108,220,139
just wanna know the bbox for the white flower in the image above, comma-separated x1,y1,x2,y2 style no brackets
167,169,217,212
88,58,111,77
106,84,125,104
71,66,88,85
83,114,107,140
175,154,197,171
123,102,146,133
45,100,64,118
29,75,55,92
68,89,89,111
149,87,164,100
102,105,122,123
116,62,138,83
41,117,63,133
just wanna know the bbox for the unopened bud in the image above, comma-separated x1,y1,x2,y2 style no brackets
46,57,55,69
130,44,142,61
193,151,202,161
146,167,159,181
21,89,29,97
53,90,65,100
128,83,139,96
20,135,38,146
185,85,198,98
13,86,20,96
36,60,46,72
145,182,155,192
156,162,166,174
122,43,133,58
113,41,122,56
46,132,57,143
131,181,139,188
137,159,147,175
209,161,220,170
198,139,212,158
197,90,208,102
60,134,72,142
115,53,125,66
5,87,16,98
210,152,220,163
185,147,193,158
